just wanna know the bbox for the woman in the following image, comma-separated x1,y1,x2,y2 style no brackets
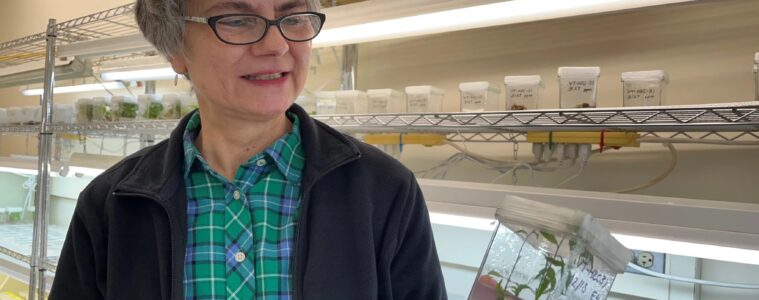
49,0,446,299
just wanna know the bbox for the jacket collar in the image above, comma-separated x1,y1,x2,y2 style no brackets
114,104,361,202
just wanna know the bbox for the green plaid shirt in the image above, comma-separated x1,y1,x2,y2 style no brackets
182,111,305,300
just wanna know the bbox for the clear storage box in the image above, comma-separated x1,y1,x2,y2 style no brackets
315,91,337,115
334,90,368,114
53,104,76,124
621,70,668,107
504,76,543,110
0,108,7,125
460,82,502,112
141,95,164,120
179,93,199,116
21,107,40,124
754,52,758,101
470,196,631,300
367,89,406,113
295,93,317,115
558,67,601,108
161,94,181,119
7,107,23,125
405,85,444,113
111,96,139,121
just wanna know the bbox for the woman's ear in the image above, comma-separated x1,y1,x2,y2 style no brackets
169,55,188,75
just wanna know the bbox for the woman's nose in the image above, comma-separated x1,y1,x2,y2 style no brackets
250,25,289,57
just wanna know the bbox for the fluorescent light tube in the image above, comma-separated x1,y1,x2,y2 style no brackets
429,212,498,231
20,82,125,96
313,0,694,48
101,67,177,81
613,234,759,266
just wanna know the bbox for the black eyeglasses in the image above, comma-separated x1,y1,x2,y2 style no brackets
183,12,326,45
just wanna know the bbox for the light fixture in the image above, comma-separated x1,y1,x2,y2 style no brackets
612,234,759,266
101,67,177,81
313,0,695,47
20,82,125,96
429,212,498,231
57,34,155,59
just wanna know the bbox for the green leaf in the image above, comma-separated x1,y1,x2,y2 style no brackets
512,284,532,297
540,231,559,245
569,240,577,251
489,270,505,278
533,268,547,281
496,279,506,300
535,276,550,299
546,267,557,292
545,255,565,267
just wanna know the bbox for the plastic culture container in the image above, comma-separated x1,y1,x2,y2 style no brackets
470,195,631,300
111,96,139,121
91,97,109,122
21,107,40,124
7,107,23,124
0,108,7,125
180,93,199,116
405,85,444,113
459,82,502,112
295,93,317,115
558,67,601,108
315,91,337,115
621,70,668,107
141,95,164,120
333,90,368,114
75,98,93,123
161,94,181,119
367,89,406,113
754,52,759,101
504,76,543,110
53,104,76,124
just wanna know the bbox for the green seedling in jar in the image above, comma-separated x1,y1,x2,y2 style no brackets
120,102,139,119
145,102,164,119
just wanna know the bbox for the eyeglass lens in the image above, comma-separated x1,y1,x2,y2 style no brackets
214,14,322,44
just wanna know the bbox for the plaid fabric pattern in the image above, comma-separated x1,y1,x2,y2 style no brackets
182,111,305,300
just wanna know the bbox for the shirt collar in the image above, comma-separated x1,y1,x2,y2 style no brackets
182,111,305,184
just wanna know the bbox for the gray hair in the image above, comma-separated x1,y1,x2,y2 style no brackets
135,0,322,59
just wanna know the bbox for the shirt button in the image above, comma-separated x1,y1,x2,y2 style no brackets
256,159,267,167
232,190,241,200
234,251,246,262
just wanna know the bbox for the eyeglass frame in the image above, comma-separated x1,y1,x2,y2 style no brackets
183,12,326,45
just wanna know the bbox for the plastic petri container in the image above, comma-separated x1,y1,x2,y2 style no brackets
75,98,93,123
334,90,368,114
92,97,109,122
754,52,759,101
315,91,337,115
367,89,406,113
161,94,181,119
112,96,139,121
459,82,502,112
179,93,199,116
405,85,444,113
470,195,631,300
558,67,601,108
504,76,543,110
295,93,317,115
621,70,668,107
140,95,164,120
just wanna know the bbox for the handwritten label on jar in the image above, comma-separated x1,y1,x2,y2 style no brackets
407,94,429,112
567,80,596,93
566,264,613,300
336,100,353,114
509,87,536,100
624,85,661,106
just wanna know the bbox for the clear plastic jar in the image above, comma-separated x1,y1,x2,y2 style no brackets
405,85,444,113
0,108,7,125
315,91,337,115
621,70,668,107
459,82,502,112
111,96,139,121
139,94,164,120
91,97,108,122
334,90,368,114
161,94,181,119
470,196,631,300
75,98,93,123
179,93,199,116
558,67,601,109
295,93,317,115
367,89,406,113
504,75,542,110
7,107,23,125
53,104,76,124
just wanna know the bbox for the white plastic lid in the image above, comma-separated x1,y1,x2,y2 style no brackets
76,98,93,105
755,52,759,62
405,85,444,95
504,75,543,86
334,90,367,98
621,70,668,82
578,217,633,274
367,89,403,98
92,96,108,105
558,67,601,78
314,91,336,99
162,93,179,103
459,81,501,93
112,95,138,104
138,94,160,103
179,93,197,105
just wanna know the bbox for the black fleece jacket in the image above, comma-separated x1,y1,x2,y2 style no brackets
49,104,446,300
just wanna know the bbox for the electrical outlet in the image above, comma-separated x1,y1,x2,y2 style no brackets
636,252,655,268
626,250,666,274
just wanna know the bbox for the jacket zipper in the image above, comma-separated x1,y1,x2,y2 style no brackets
112,191,176,300
292,154,360,300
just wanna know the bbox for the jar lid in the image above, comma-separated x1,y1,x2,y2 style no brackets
558,67,601,77
367,89,404,99
405,85,444,95
621,70,668,82
504,75,543,86
459,81,501,93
